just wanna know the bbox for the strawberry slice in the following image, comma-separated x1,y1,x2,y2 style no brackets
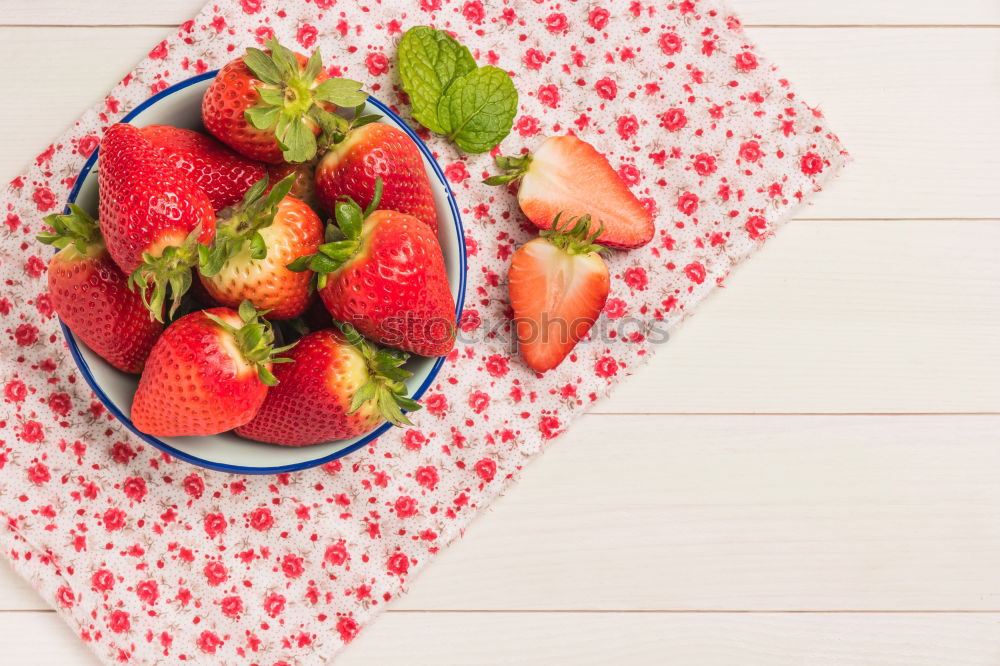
486,135,655,249
508,215,610,373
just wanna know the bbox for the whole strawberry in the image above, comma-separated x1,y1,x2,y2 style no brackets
141,125,267,212
236,324,420,446
131,301,292,437
288,180,455,356
37,205,163,373
267,159,321,212
315,122,438,233
97,123,216,319
508,215,610,372
198,174,323,319
202,38,367,164
486,135,655,249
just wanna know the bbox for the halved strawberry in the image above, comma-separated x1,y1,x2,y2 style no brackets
201,38,367,164
236,324,420,446
97,123,216,320
508,215,610,372
131,301,293,437
141,125,267,212
314,122,438,233
486,135,654,249
37,205,163,373
288,180,455,356
197,174,323,319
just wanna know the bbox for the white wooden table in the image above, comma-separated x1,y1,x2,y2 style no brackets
2,1,999,663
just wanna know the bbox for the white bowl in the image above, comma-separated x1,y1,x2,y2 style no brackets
63,71,466,474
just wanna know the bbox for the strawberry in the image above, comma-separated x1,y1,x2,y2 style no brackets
131,301,292,437
236,324,420,446
314,122,438,233
197,175,323,320
141,124,267,212
508,215,610,373
267,159,321,212
486,135,655,249
37,205,163,374
288,180,455,356
201,38,367,164
97,123,216,319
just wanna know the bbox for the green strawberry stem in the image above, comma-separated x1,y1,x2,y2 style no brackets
339,322,421,427
37,204,102,255
285,177,385,289
541,213,608,255
198,173,297,277
129,224,205,322
243,38,369,163
313,103,383,152
482,153,533,186
202,300,296,386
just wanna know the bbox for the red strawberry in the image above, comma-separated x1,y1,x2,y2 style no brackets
141,125,267,212
201,38,366,164
131,301,291,437
236,325,420,446
267,159,321,212
486,135,655,249
315,122,438,233
508,215,610,372
197,175,323,319
288,181,455,356
97,123,216,319
37,205,163,373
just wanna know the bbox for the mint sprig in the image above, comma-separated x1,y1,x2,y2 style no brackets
437,66,517,153
397,26,517,153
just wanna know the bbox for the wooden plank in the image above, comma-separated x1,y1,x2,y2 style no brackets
4,415,1000,611
0,27,997,219
598,218,1000,414
395,415,1000,611
3,0,998,26
1,610,1000,665
342,612,1000,665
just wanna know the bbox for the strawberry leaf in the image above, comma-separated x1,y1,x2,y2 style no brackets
437,66,517,153
313,78,368,107
398,26,477,135
243,47,282,85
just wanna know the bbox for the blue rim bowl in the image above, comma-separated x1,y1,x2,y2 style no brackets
61,71,466,475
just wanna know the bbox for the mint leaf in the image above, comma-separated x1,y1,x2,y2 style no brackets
398,26,477,134
436,66,518,153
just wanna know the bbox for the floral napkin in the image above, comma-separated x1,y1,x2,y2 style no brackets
0,0,847,663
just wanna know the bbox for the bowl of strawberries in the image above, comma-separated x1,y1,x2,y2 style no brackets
44,40,465,474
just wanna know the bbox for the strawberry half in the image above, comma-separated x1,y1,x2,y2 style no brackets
131,301,293,437
197,174,323,319
236,324,421,446
315,122,438,233
288,180,455,356
486,135,655,249
97,123,216,320
37,205,163,373
202,38,367,164
508,215,611,373
141,125,267,212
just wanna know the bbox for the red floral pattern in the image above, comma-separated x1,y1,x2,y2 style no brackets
0,0,847,663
